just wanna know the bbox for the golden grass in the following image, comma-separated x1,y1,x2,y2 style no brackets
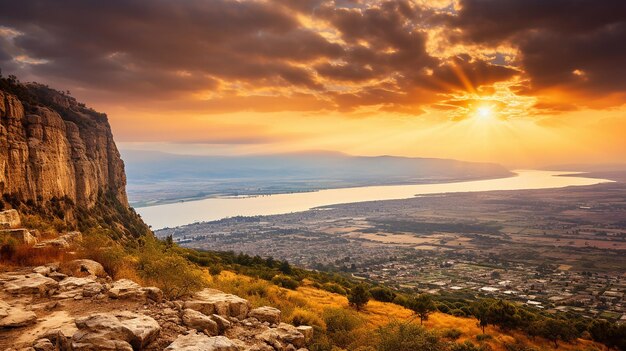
209,270,605,351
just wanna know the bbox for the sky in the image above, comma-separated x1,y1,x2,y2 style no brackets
1,0,625,167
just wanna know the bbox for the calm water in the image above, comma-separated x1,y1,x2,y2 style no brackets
137,170,611,229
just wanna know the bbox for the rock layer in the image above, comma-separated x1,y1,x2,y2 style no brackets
0,85,127,209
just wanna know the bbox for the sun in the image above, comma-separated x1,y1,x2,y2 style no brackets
474,104,495,121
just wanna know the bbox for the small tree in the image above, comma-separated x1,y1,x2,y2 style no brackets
408,294,437,325
539,318,576,348
471,299,493,334
348,284,371,311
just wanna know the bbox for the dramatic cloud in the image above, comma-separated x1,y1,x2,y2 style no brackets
0,0,625,157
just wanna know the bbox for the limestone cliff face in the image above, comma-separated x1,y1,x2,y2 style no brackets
0,84,127,209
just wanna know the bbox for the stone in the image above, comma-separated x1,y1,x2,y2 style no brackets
181,309,219,335
0,209,21,228
48,272,68,282
32,339,54,351
59,231,82,245
165,332,238,351
142,286,164,302
3,273,59,296
82,282,104,297
32,263,59,276
108,279,146,300
59,277,97,291
257,323,305,349
296,326,313,342
34,238,69,249
65,259,107,278
184,289,250,320
0,300,37,328
249,306,281,325
209,314,232,333
71,311,160,351
0,228,37,245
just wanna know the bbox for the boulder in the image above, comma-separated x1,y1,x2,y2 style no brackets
108,279,145,300
0,228,37,244
181,309,219,335
0,300,37,328
72,311,160,351
0,209,21,228
165,332,238,351
257,323,305,349
3,273,59,296
82,282,104,297
184,289,250,320
65,259,107,278
249,306,281,325
32,338,55,351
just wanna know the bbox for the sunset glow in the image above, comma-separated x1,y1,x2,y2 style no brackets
1,0,625,167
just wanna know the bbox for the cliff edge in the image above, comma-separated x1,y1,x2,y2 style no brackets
0,75,147,238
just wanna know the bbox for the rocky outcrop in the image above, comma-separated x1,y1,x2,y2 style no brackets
0,209,20,228
184,289,251,320
0,86,127,209
0,261,313,350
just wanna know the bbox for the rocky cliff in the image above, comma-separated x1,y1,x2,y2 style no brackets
0,76,147,238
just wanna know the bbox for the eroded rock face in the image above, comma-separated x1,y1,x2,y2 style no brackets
0,88,127,210
184,289,251,320
165,332,239,351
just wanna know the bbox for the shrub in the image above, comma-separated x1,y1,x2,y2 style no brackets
78,229,128,277
321,282,347,295
370,287,396,302
451,341,492,351
442,328,463,340
271,274,300,290
348,284,370,311
376,321,447,351
476,334,493,342
323,308,364,349
137,238,207,299
289,307,326,329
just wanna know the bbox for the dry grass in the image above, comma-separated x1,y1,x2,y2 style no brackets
208,270,606,351
0,242,72,270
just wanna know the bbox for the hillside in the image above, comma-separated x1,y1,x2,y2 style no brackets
0,75,149,238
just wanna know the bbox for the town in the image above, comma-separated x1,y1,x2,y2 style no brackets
158,181,626,324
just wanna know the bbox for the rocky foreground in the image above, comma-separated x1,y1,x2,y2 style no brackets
0,258,312,351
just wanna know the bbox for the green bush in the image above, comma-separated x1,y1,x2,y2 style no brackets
271,274,300,289
321,282,347,295
370,287,397,302
442,328,463,340
137,238,206,299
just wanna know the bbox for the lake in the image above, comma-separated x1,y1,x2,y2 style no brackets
136,170,611,230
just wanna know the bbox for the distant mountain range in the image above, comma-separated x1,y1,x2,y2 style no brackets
121,150,513,207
